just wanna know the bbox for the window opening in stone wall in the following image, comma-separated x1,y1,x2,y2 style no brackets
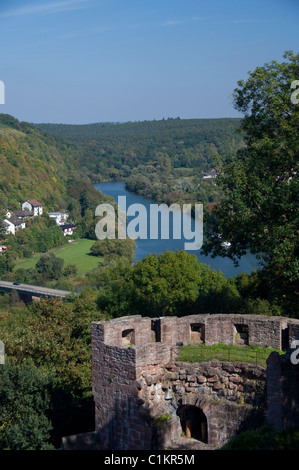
151,319,161,342
281,326,289,351
177,405,208,443
234,324,249,345
190,323,205,343
122,328,135,346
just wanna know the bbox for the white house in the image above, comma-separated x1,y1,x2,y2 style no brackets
60,224,76,236
4,219,15,235
22,199,43,216
4,218,26,235
48,211,69,226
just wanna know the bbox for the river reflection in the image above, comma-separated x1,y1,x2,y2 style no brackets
95,181,260,278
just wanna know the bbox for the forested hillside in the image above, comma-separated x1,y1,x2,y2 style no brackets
36,118,244,207
0,113,114,213
0,114,78,210
0,114,116,263
37,118,243,180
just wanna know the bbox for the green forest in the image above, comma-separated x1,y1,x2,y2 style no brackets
0,51,298,450
37,117,243,207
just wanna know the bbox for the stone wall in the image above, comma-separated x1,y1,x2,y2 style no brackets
61,313,299,450
173,314,298,349
267,347,299,432
91,318,175,450
138,360,267,448
91,313,297,450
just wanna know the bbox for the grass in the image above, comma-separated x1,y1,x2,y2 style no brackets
176,343,284,367
14,238,102,275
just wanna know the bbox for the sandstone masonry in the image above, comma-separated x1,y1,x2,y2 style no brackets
62,313,299,450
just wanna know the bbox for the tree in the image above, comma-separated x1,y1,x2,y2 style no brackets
97,250,241,317
0,360,54,450
0,291,106,447
203,51,299,314
63,264,78,277
91,237,136,263
35,252,64,281
0,253,14,277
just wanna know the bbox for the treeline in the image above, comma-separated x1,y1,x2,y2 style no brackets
37,118,242,207
96,250,283,319
36,118,243,180
125,165,223,207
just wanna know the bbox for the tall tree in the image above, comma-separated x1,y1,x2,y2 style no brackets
0,360,54,450
35,252,64,281
203,51,299,314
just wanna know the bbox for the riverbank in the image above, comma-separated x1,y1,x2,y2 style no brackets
95,181,260,277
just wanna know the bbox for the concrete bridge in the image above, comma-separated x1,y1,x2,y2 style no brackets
0,279,72,301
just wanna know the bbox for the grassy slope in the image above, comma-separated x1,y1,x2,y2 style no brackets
14,238,102,274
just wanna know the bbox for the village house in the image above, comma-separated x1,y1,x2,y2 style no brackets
4,218,26,235
48,211,69,226
202,169,218,180
60,223,76,236
22,199,43,216
12,209,34,219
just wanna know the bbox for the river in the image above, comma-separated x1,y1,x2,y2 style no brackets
94,181,260,278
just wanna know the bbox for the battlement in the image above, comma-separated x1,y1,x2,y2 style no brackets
63,314,299,450
92,313,299,352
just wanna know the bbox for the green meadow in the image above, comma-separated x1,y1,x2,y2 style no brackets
14,238,102,275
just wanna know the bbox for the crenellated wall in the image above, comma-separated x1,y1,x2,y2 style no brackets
86,313,299,450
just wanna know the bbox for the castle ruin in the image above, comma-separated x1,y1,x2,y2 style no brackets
62,313,299,450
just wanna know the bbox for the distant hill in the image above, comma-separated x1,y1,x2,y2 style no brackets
0,114,82,210
36,118,244,179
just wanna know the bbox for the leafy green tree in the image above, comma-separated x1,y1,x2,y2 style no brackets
0,292,106,446
91,237,136,263
203,51,299,314
0,360,54,450
129,250,205,316
35,252,64,281
96,258,135,317
97,250,241,317
63,264,78,277
0,253,14,277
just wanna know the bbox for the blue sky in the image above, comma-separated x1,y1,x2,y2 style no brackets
0,0,298,123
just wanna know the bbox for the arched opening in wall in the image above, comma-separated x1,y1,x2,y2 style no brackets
177,405,208,443
190,323,205,343
234,324,249,345
122,328,135,346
